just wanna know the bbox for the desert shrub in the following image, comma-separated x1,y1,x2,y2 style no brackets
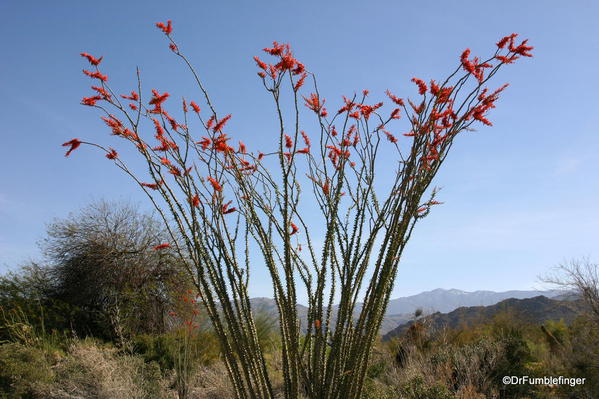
39,339,168,399
0,343,54,399
398,376,455,399
133,330,221,369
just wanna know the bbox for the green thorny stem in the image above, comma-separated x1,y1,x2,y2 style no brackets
71,25,532,399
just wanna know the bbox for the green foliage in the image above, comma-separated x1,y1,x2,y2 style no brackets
132,329,221,372
0,343,54,399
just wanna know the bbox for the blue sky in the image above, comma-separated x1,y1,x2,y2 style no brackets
1,0,597,300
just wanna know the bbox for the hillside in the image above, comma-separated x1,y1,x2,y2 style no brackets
249,289,566,335
383,295,586,341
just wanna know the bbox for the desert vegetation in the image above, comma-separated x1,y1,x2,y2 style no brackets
1,202,597,399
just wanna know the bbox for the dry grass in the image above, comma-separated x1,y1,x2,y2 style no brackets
36,340,168,399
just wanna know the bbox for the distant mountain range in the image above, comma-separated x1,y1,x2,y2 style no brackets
248,288,567,335
383,295,586,341
384,288,564,315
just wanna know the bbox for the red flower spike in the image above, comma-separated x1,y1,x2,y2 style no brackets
105,148,118,159
460,49,476,74
82,70,107,81
81,96,102,106
238,141,247,154
206,115,215,130
385,90,404,106
196,137,211,150
153,243,170,250
257,152,264,161
290,222,299,236
411,78,428,95
497,33,518,49
149,89,170,107
253,56,268,70
190,194,200,208
169,166,182,176
300,131,311,148
384,131,398,143
80,52,103,66
129,103,138,110
169,43,178,52
275,53,296,71
213,114,232,133
207,176,222,192
121,91,139,101
222,200,237,214
91,86,111,99
141,181,163,190
62,138,82,157
408,99,425,114
155,20,173,35
190,101,201,113
303,93,324,113
268,65,277,79
294,73,307,91
263,41,286,56
284,134,293,149
358,102,383,120
511,39,534,57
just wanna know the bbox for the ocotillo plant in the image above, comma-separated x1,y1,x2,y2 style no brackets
65,21,532,399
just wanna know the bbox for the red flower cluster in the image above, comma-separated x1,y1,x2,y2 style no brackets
81,96,102,106
190,101,201,113
152,118,178,152
495,33,534,64
411,78,428,95
149,89,170,113
357,101,383,120
384,131,397,143
153,243,171,250
121,91,139,101
80,52,103,66
105,147,118,159
255,42,307,92
141,181,164,190
460,49,493,83
213,114,232,133
62,139,81,157
303,93,327,116
289,222,299,236
465,83,509,126
284,134,293,149
222,200,237,215
82,70,107,82
207,176,222,192
155,20,173,35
